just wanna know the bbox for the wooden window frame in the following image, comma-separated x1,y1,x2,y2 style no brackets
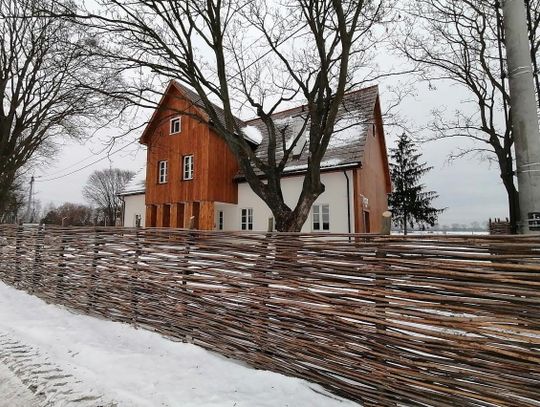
158,160,168,184
170,117,181,135
183,155,194,180
312,204,330,231
241,208,253,231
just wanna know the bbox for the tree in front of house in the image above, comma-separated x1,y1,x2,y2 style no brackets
388,133,443,235
41,203,95,226
83,169,135,226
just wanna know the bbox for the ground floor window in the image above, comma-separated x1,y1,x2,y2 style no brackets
217,210,224,230
241,208,253,230
312,204,330,231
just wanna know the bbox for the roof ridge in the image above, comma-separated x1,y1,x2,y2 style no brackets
172,80,246,126
244,85,379,124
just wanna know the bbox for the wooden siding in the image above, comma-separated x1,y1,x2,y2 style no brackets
354,100,390,233
143,87,238,204
142,85,238,229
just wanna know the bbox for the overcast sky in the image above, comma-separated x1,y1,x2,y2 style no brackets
30,6,511,228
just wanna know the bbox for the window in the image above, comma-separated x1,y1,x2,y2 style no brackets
312,204,330,231
183,155,194,180
170,117,181,134
241,208,253,230
268,217,275,232
158,160,168,184
217,210,224,230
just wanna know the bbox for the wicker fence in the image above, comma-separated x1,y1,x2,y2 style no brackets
0,224,539,406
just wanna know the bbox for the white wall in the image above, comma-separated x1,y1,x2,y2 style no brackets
123,194,146,227
216,170,355,232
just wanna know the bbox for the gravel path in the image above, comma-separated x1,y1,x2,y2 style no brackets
0,332,115,407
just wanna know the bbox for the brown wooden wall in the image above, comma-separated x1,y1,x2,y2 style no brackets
354,99,391,233
143,86,239,209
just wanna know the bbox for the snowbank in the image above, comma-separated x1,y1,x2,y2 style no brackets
0,282,359,407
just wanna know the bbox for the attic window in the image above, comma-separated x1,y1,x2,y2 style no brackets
170,117,181,134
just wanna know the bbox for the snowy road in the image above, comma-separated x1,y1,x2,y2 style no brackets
0,282,359,407
0,362,44,407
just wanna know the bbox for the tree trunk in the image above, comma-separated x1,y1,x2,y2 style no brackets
402,211,408,235
267,177,324,232
498,152,520,234
501,173,520,234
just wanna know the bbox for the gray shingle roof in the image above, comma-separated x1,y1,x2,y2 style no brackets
173,81,248,135
172,81,380,175
243,85,379,175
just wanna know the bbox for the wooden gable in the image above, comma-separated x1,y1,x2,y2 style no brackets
142,81,239,207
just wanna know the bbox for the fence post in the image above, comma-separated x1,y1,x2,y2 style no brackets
87,229,101,313
381,211,392,235
56,229,67,301
181,217,196,343
130,227,141,327
14,224,24,286
31,224,45,293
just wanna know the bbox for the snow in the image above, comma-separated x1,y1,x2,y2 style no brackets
328,116,367,149
241,126,263,145
0,363,44,406
120,169,146,196
0,282,359,407
284,158,345,173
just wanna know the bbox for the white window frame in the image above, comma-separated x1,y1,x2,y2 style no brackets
217,210,224,230
158,160,168,184
312,204,330,231
170,117,181,135
183,155,194,180
241,208,253,231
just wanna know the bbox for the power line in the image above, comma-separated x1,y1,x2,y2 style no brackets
37,139,139,182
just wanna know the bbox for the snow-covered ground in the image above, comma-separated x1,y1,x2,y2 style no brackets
0,282,359,407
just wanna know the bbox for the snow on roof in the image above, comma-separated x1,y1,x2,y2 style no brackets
329,115,369,149
242,86,379,177
119,169,146,196
283,158,352,173
241,125,263,145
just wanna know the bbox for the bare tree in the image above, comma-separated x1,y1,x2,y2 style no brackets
396,0,540,233
58,0,397,231
41,202,95,226
0,0,123,220
83,168,134,226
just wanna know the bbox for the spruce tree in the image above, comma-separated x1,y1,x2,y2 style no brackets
388,133,443,235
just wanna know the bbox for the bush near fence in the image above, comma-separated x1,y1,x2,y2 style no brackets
0,224,539,406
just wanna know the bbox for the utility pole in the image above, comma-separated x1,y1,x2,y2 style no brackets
502,0,540,234
24,175,35,223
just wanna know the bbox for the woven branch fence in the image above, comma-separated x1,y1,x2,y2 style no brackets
0,224,539,406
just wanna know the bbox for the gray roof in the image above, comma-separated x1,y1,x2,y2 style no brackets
242,85,379,175
118,170,145,196
173,81,249,138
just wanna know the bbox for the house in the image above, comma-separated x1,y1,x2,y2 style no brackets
119,81,391,233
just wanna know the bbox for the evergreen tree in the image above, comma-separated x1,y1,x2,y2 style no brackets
388,133,444,235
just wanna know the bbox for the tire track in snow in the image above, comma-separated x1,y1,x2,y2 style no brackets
0,332,117,407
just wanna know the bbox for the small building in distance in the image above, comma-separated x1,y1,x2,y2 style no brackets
119,81,391,233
